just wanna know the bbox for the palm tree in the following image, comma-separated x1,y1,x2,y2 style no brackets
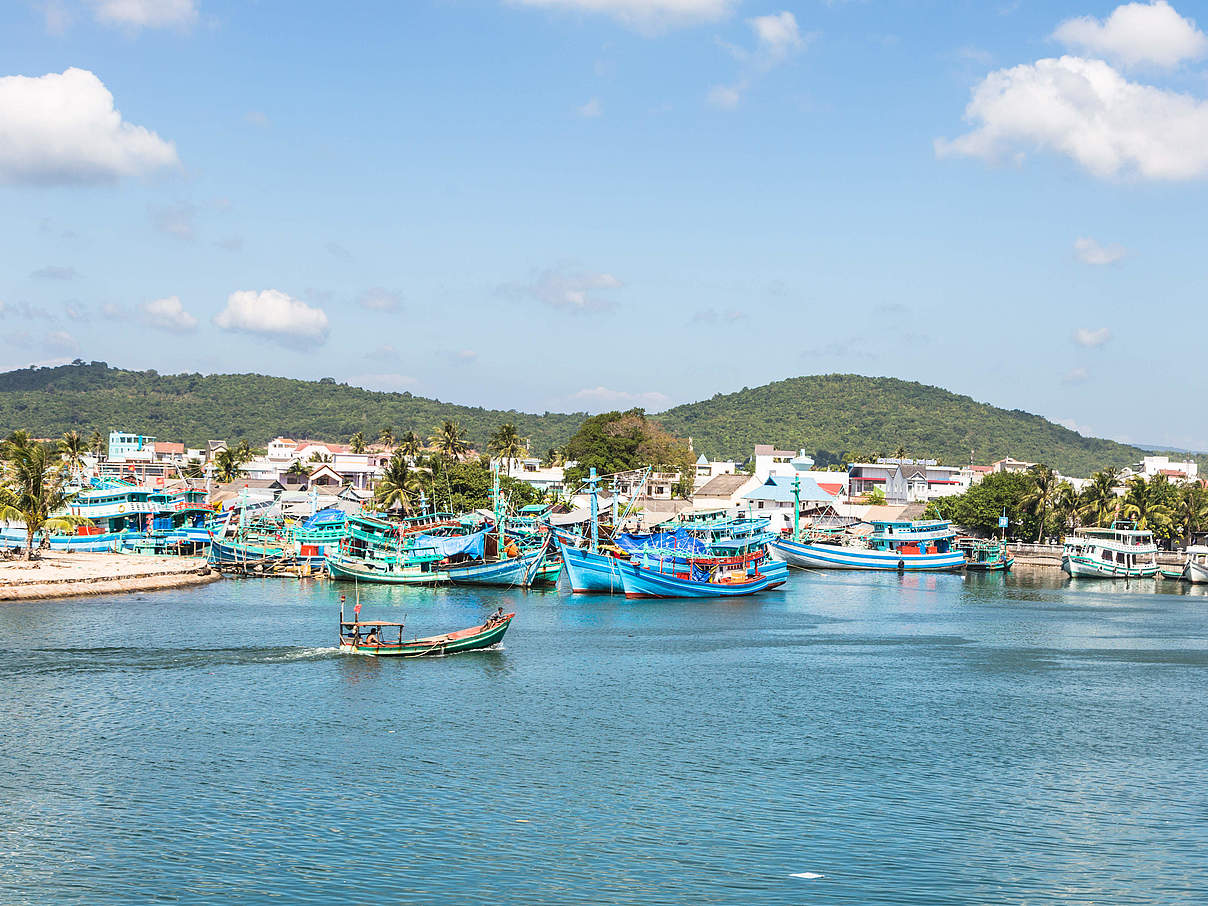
182,458,206,479
398,430,423,459
379,426,395,449
1053,480,1080,535
488,423,527,474
374,452,426,514
430,419,469,461
89,430,105,460
212,447,250,483
893,445,907,462
2,442,82,558
1078,468,1121,527
307,451,333,464
349,431,366,454
58,431,86,477
1173,483,1208,544
1121,475,1174,538
1023,464,1062,541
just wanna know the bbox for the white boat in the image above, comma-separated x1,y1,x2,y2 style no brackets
1061,521,1158,579
1169,545,1208,584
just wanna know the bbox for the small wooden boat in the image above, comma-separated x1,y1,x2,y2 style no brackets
339,611,514,657
956,537,1014,571
1161,546,1208,583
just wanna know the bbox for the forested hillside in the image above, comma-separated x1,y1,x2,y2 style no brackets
0,363,1163,476
657,374,1150,476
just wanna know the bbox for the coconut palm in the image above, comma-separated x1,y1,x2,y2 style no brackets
398,430,423,459
2,442,82,558
58,431,86,477
212,447,250,483
488,423,527,474
1077,468,1120,527
1121,475,1174,538
374,452,426,514
1053,480,1080,535
379,426,395,449
349,431,366,454
1173,483,1208,544
430,420,469,461
1023,464,1062,541
89,430,106,459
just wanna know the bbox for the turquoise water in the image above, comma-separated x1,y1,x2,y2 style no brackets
2,570,1206,904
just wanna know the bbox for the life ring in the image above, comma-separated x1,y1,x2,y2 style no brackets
117,504,127,513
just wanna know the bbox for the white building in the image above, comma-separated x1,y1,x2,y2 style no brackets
493,457,566,493
848,458,971,505
1139,455,1198,483
693,454,737,490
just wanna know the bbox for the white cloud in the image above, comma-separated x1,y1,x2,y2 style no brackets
571,386,671,410
141,295,197,332
709,11,808,108
1074,236,1127,264
347,373,419,393
357,287,402,311
1073,326,1112,347
0,68,178,185
1056,415,1096,434
214,289,330,346
577,97,603,118
1053,1,1206,69
511,0,736,32
44,330,79,355
89,0,198,29
936,55,1208,180
502,268,623,312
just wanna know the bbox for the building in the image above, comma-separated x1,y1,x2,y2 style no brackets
751,445,798,480
991,457,1036,474
492,457,566,494
848,458,971,505
741,474,838,531
693,455,738,490
692,473,758,511
1138,455,1199,483
108,430,155,460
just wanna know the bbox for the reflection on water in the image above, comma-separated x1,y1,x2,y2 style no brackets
1,570,1206,904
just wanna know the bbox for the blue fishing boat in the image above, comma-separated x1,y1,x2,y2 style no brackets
772,519,966,571
560,541,627,593
618,550,785,599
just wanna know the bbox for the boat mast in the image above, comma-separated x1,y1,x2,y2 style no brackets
791,472,801,541
588,467,599,554
492,460,505,554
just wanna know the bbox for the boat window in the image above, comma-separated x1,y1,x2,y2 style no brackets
1101,549,1111,561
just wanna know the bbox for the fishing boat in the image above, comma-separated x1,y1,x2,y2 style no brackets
1,480,154,552
617,549,785,599
1160,545,1208,583
772,519,966,571
326,514,483,585
443,546,552,586
955,538,1014,571
1062,521,1159,579
339,598,513,657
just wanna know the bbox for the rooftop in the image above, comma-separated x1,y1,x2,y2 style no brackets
695,474,752,498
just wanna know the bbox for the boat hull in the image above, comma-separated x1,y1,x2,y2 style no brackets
965,556,1014,572
771,537,966,571
1061,554,1159,579
326,553,446,585
618,561,784,599
0,528,142,553
1186,561,1208,584
343,615,512,656
560,543,625,594
442,551,546,587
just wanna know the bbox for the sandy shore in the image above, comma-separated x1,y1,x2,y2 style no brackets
0,551,221,602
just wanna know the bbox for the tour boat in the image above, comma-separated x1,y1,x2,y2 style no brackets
617,550,785,599
1161,545,1208,583
1061,521,1159,579
771,519,966,571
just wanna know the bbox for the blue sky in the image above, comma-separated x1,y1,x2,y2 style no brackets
2,0,1207,452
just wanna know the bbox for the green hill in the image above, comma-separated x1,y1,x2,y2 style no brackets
657,374,1149,477
0,363,1160,476
0,361,584,454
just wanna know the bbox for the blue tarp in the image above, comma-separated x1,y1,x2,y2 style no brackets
614,529,709,558
303,507,346,527
410,530,486,559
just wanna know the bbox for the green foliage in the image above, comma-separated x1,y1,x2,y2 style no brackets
488,423,528,473
417,457,541,514
0,362,584,454
1,434,82,557
562,409,695,495
925,471,1040,539
657,373,1168,477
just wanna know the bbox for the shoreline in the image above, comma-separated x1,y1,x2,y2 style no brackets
0,552,222,602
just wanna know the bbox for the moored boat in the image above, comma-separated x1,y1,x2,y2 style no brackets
618,550,785,599
956,537,1014,571
772,519,966,571
1061,521,1158,579
1161,545,1208,583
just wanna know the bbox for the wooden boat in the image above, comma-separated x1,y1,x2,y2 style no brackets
1062,521,1159,579
443,549,547,586
340,612,514,657
771,519,966,571
1161,545,1208,583
560,541,626,593
618,550,785,599
956,537,1014,571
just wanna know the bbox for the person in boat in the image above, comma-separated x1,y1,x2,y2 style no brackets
364,627,381,645
486,607,505,626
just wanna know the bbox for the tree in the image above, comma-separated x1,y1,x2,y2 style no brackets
398,430,423,459
212,446,251,483
862,486,887,506
89,430,106,459
430,420,470,461
562,409,695,494
488,423,527,474
924,471,1038,539
379,426,395,449
307,451,333,464
374,452,426,514
1121,475,1174,543
349,431,366,454
58,431,86,477
1078,468,1121,527
1023,464,1061,541
1173,483,1208,545
2,442,82,558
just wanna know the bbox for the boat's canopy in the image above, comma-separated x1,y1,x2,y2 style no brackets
411,529,486,559
614,529,709,558
303,507,346,527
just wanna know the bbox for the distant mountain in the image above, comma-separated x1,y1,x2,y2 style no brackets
656,374,1153,477
0,363,1168,476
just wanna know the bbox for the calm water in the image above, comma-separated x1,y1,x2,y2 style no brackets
2,569,1206,904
